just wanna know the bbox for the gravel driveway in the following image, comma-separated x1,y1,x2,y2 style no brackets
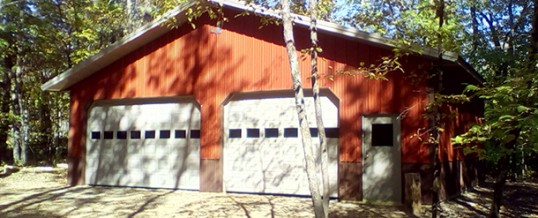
3,167,536,217
0,168,412,218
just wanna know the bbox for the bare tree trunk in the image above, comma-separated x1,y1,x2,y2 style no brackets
470,3,479,53
10,60,21,165
308,0,329,217
490,159,508,218
10,55,28,165
126,0,133,19
281,0,325,217
432,1,445,217
38,91,54,164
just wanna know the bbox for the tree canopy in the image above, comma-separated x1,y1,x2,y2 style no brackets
0,0,155,165
0,0,536,216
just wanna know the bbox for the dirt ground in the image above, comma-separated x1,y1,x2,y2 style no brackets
0,167,537,218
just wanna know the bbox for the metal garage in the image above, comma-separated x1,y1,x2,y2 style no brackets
223,91,339,196
85,98,200,190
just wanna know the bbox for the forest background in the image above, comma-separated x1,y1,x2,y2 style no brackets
0,1,536,215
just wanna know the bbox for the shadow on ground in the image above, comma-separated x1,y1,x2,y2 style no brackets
0,185,415,217
438,179,538,217
2,169,537,217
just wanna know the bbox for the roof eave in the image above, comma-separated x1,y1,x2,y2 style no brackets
455,56,485,84
41,0,197,91
43,0,482,91
229,2,464,64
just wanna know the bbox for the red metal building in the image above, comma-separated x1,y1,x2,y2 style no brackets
42,0,483,203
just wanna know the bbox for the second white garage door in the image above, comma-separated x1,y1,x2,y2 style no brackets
85,98,200,190
223,91,339,197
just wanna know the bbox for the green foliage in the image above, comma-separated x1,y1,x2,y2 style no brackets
153,0,228,30
454,76,538,165
341,0,537,183
328,54,404,81
343,0,465,53
0,0,148,164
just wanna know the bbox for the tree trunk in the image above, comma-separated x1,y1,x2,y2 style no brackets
10,55,27,166
470,4,479,52
281,1,325,217
308,0,329,217
39,91,54,164
431,141,440,218
0,61,12,164
489,1,538,217
529,0,538,71
432,1,445,217
490,127,521,217
489,161,508,218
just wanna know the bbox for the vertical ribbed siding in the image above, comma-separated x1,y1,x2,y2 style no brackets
68,92,85,185
69,10,450,179
439,103,483,163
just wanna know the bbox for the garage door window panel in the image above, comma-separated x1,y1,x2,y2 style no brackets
229,129,241,138
190,130,200,139
117,131,127,139
103,131,114,139
130,130,141,139
160,130,171,139
325,128,339,138
145,130,156,139
265,128,279,138
174,130,186,138
284,128,298,137
247,128,260,138
309,128,318,137
91,131,101,139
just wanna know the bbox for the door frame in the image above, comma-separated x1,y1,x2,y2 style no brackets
361,114,402,203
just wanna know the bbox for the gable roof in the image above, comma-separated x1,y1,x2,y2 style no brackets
42,0,483,91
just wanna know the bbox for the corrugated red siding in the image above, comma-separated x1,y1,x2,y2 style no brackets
67,8,477,192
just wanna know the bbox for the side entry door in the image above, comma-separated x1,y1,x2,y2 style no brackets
362,115,401,203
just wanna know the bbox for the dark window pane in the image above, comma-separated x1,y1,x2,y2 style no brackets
160,130,171,139
325,128,339,138
229,129,241,138
117,131,127,139
309,128,318,137
372,124,393,146
91,131,101,139
174,130,186,138
190,130,201,139
145,130,156,139
265,128,279,138
130,130,141,139
284,128,298,138
103,131,114,139
247,128,260,138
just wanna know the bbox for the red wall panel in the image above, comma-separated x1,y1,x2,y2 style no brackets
67,9,475,185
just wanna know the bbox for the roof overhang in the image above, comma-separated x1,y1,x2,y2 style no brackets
42,0,483,91
41,1,198,91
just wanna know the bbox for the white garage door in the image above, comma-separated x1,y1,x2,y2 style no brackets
223,92,339,197
86,99,200,190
